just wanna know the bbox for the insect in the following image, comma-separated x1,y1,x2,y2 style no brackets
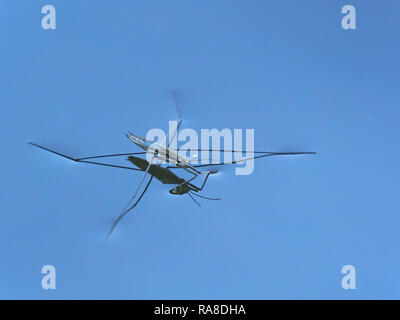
29,94,316,238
